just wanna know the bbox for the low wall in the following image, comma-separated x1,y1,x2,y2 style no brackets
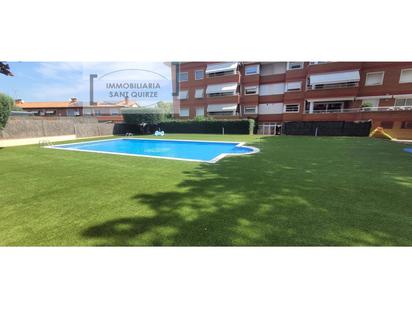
0,116,115,140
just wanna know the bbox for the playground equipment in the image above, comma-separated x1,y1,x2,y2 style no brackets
369,127,394,140
154,130,165,136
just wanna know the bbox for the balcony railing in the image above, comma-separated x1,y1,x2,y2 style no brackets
206,70,237,78
304,106,412,114
207,92,238,98
306,82,359,90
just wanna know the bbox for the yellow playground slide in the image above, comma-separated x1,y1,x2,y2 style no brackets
369,127,395,140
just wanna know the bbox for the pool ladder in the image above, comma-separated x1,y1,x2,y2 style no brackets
39,139,53,147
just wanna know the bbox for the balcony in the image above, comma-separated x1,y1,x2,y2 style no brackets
205,62,239,79
307,70,360,91
306,81,359,91
304,106,412,114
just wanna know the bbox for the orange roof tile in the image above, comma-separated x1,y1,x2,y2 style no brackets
16,101,76,108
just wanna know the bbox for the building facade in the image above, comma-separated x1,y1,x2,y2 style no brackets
15,98,138,123
15,98,82,117
173,62,412,138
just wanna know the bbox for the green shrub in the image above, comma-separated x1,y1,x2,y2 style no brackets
157,119,254,135
361,102,373,108
0,93,13,129
121,107,168,125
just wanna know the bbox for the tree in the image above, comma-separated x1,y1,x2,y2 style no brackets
155,101,173,114
121,107,166,125
0,93,14,129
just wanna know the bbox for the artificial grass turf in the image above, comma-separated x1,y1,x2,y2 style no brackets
0,134,411,246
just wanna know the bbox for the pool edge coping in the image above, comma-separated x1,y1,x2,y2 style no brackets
44,137,260,164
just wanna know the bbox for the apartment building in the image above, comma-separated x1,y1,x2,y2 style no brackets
172,62,412,138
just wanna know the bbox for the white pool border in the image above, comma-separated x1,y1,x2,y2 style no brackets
44,137,260,164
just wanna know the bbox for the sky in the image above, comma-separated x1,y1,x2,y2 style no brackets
0,62,173,106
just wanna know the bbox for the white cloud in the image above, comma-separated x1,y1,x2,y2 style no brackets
30,81,89,101
31,62,173,102
35,62,83,80
81,62,171,81
35,62,171,81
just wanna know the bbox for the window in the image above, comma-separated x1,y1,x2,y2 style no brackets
245,64,260,75
400,69,412,83
179,72,188,82
395,98,412,106
307,71,360,90
401,121,412,129
244,106,257,114
260,63,287,76
207,104,238,116
196,107,204,116
178,90,188,100
287,62,304,70
244,86,259,95
258,103,284,115
259,83,285,96
365,72,384,86
286,81,302,92
380,121,393,129
309,61,328,65
206,83,238,97
194,88,204,99
195,70,204,80
179,108,189,117
307,101,345,113
284,104,300,113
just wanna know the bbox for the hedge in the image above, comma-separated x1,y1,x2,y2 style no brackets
0,93,13,129
121,107,169,125
283,121,371,136
156,119,255,135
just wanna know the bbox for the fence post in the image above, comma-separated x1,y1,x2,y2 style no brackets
41,120,46,137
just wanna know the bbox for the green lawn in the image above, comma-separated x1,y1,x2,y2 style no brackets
1,134,411,246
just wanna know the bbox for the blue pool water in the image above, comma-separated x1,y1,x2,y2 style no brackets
404,148,412,154
49,138,259,163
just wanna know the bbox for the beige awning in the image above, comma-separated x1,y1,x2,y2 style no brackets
206,83,238,95
309,70,360,85
205,62,238,74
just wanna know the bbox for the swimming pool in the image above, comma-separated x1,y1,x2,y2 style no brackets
47,138,259,163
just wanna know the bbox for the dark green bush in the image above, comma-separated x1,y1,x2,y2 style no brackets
157,119,254,135
0,93,13,129
121,107,168,125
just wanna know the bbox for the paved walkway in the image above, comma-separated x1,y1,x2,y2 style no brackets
393,139,412,144
0,135,113,147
